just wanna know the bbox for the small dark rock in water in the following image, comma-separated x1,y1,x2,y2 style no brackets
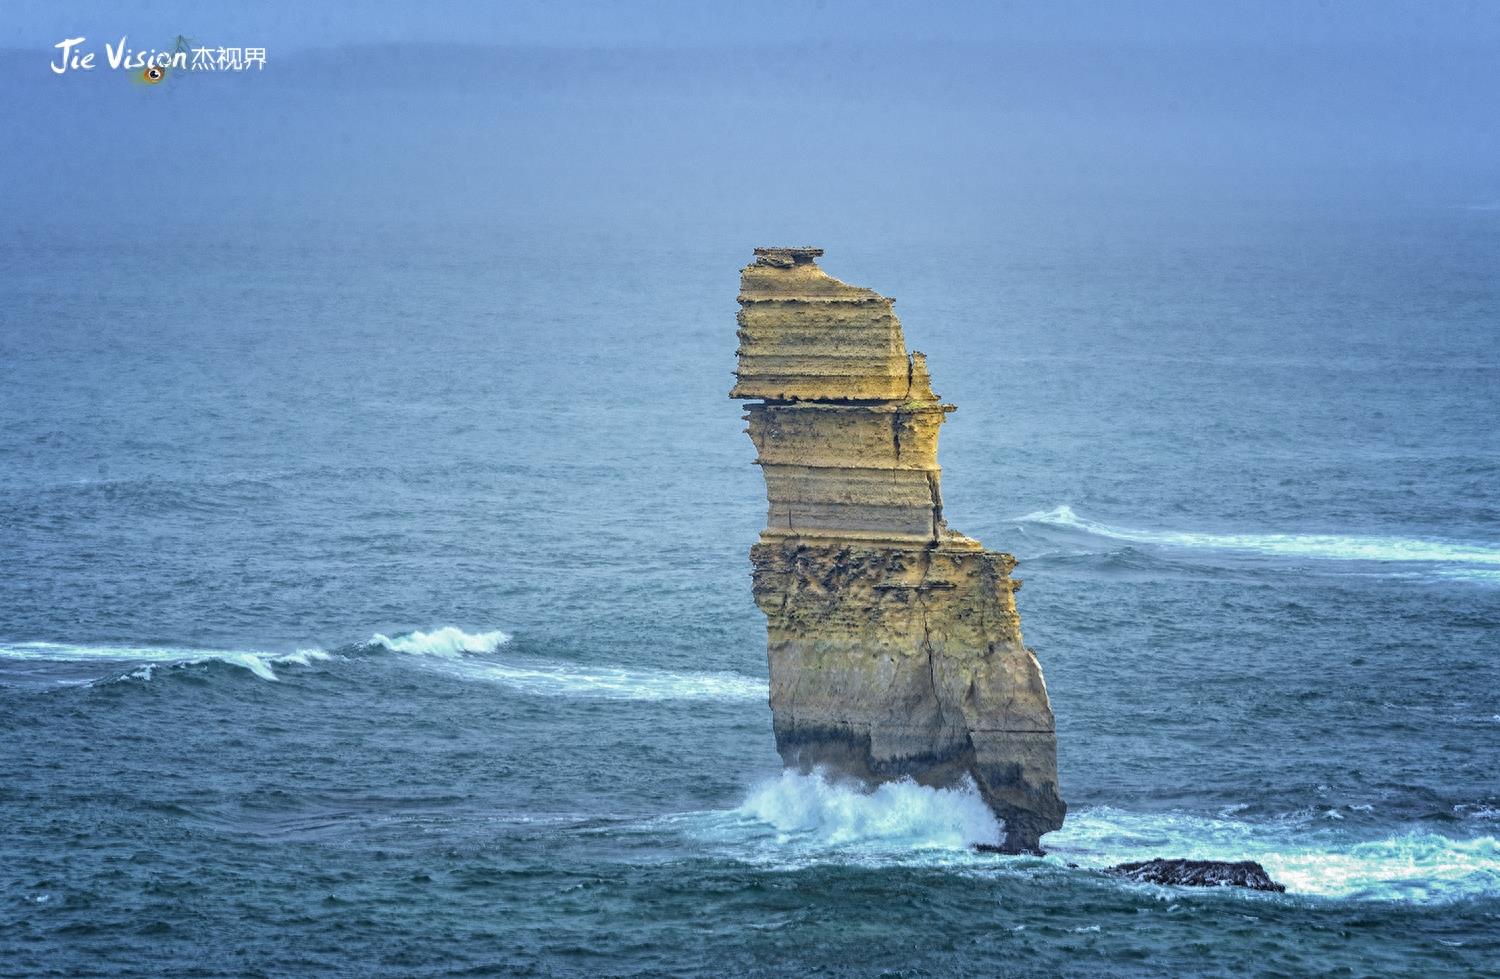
1105,859,1286,892
973,842,1046,856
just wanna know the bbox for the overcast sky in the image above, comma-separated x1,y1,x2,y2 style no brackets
5,1,1497,234
8,0,1500,51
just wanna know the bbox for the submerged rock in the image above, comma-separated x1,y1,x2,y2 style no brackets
1105,859,1287,892
730,247,1066,853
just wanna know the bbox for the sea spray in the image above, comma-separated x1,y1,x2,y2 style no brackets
738,771,1003,850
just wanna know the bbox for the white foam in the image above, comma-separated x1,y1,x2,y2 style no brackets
1,628,763,700
739,770,1001,849
0,642,332,682
367,626,510,658
670,771,1001,865
1016,505,1500,566
363,627,765,701
1048,806,1500,903
1434,568,1500,583
277,648,335,667
667,776,1499,902
415,652,768,701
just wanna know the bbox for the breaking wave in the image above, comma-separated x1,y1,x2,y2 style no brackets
0,641,332,682
0,627,766,700
1016,505,1500,566
359,627,765,700
670,771,1002,862
738,770,1001,850
673,773,1500,902
366,626,510,657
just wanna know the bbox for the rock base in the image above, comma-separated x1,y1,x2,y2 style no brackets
753,540,1065,853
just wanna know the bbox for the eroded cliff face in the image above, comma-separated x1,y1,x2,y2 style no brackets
732,246,1065,852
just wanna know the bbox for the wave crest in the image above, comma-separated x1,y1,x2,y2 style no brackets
739,771,1002,849
0,642,332,683
1017,504,1500,566
0,628,765,701
366,626,510,658
419,654,767,701
670,771,1001,861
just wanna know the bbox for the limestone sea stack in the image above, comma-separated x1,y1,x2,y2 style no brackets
731,247,1066,853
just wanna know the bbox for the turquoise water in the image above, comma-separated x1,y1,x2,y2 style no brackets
2,208,1497,975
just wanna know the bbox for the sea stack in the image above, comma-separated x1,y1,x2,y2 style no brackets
731,247,1065,853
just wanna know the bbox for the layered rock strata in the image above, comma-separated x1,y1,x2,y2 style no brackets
732,247,1065,852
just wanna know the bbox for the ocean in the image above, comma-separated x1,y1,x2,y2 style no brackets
2,206,1496,976
3,35,1500,972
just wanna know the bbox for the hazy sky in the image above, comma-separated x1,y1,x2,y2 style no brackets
7,0,1500,51
4,1,1497,236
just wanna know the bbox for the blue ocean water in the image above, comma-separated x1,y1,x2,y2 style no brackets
2,207,1497,976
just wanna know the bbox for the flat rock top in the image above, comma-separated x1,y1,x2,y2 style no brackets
753,247,824,266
